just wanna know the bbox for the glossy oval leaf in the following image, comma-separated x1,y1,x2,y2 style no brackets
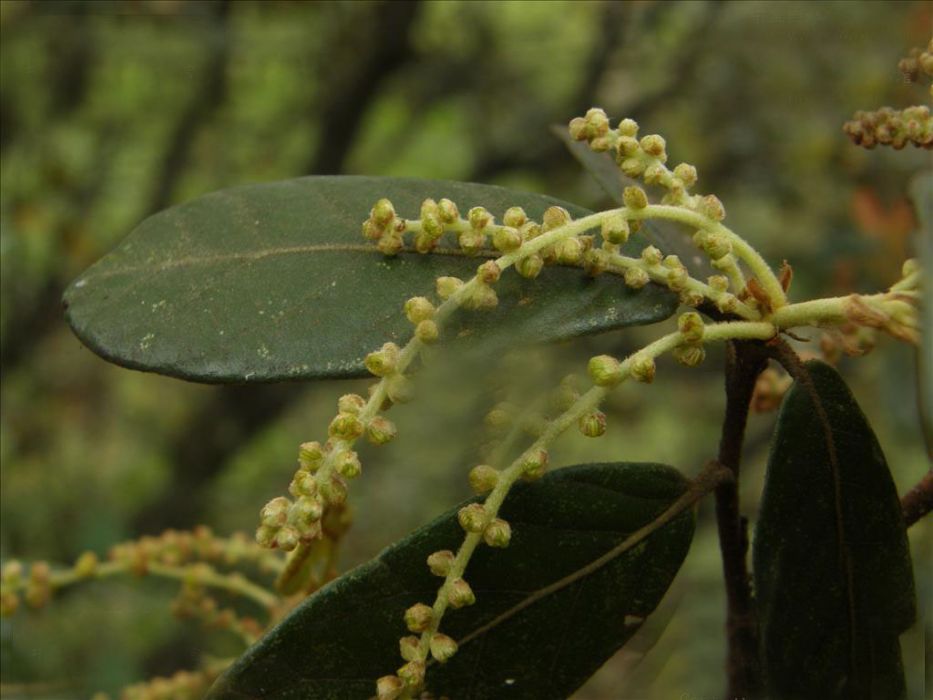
208,462,696,699
753,360,916,700
63,177,677,383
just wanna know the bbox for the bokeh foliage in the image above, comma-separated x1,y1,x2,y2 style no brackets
1,1,929,697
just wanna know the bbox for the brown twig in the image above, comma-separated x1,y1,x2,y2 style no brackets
714,339,767,699
901,470,933,527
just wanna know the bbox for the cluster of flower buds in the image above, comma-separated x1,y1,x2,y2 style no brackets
897,40,933,84
673,312,707,367
108,527,281,573
0,560,50,615
171,569,263,642
107,668,216,700
843,105,933,150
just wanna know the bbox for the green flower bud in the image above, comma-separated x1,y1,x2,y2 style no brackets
376,675,404,700
520,448,549,479
377,233,404,256
399,635,421,662
623,186,648,210
468,464,500,494
463,284,498,310
335,450,362,479
590,135,612,152
430,633,459,662
366,416,398,445
583,248,608,276
255,524,277,548
362,219,384,241
666,267,689,292
568,116,588,140
678,312,705,343
621,157,646,178
641,246,663,266
427,550,455,577
902,258,920,277
703,233,732,260
447,578,475,608
716,294,739,314
421,212,444,239
371,198,396,226
438,198,459,224
320,475,348,505
260,496,290,528
708,275,730,293
555,237,583,264
643,163,667,186
294,495,324,523
458,503,489,533
516,254,544,279
673,162,698,188
74,551,98,579
484,403,514,430
623,266,650,289
681,290,705,307
337,393,366,415
674,344,706,367
1,561,23,587
578,411,607,437
275,527,300,552
458,229,487,255
701,194,726,221
397,660,426,687
365,342,400,377
588,354,623,387
386,373,414,404
404,296,436,324
601,214,630,244
483,518,512,548
503,206,528,228
420,198,438,218
631,353,656,383
329,412,364,440
617,118,639,137
542,206,572,232
404,602,434,632
477,260,501,284
468,206,493,229
415,319,439,344
289,472,318,498
0,591,20,617
585,107,610,137
520,221,542,240
298,441,324,471
662,255,683,270
616,135,640,157
640,134,667,159
436,275,464,299
492,226,522,252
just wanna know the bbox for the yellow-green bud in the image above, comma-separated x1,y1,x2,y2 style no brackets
295,495,324,522
458,503,489,533
520,221,542,240
620,157,645,178
468,206,493,229
404,297,435,324
362,219,383,241
436,275,464,299
386,373,414,403
321,475,348,505
556,237,584,264
260,496,290,528
516,254,544,279
289,472,318,498
275,527,300,552
371,198,396,226
337,393,366,415
673,162,698,188
701,194,726,221
255,524,277,548
74,551,98,579
468,464,499,494
0,591,19,617
678,312,705,343
674,344,706,367
503,206,528,228
520,448,549,479
623,266,650,289
415,319,439,344
708,275,730,293
641,246,663,266
588,354,623,387
399,635,421,662
662,255,683,270
716,294,739,314
397,660,426,688
430,633,459,663
420,198,438,218
335,450,362,479
643,163,667,186
447,578,475,608
377,233,403,257
421,212,443,239
458,229,487,255
477,260,501,284
590,135,612,152
485,403,513,430
616,135,640,157
666,267,689,292
427,550,455,577
329,412,364,440
376,675,404,700
623,186,648,210
703,233,732,260
568,116,588,141
366,416,397,445
902,258,919,277
542,206,572,232
640,134,667,159
404,603,434,632
492,226,522,252
578,411,607,437
584,107,610,137
438,198,459,224
601,214,629,244
299,441,324,471
1,561,23,586
365,342,400,377
617,118,639,137
631,353,656,383
681,290,705,307
464,284,498,310
483,518,512,548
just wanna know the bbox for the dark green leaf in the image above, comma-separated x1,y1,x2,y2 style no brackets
754,360,916,700
553,126,716,279
209,462,695,700
63,177,676,383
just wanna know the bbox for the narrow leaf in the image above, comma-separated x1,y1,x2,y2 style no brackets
754,360,916,699
63,177,676,384
208,462,696,699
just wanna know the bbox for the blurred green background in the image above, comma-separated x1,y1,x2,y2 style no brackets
1,0,930,697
